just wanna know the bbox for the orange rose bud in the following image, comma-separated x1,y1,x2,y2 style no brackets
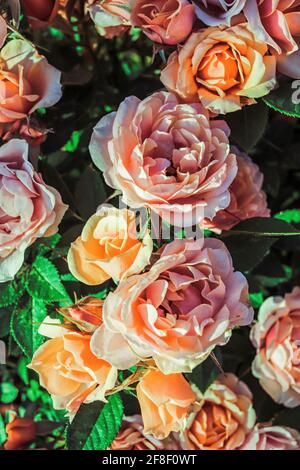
60,296,103,333
137,369,196,439
4,417,36,450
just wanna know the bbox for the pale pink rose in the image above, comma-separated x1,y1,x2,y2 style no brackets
244,1,300,78
193,0,246,26
0,139,68,282
90,91,238,227
110,415,182,450
204,148,270,231
240,424,300,450
0,39,62,138
87,0,131,38
251,287,300,408
183,373,256,450
0,15,7,48
91,238,253,374
28,317,117,414
130,0,195,45
160,25,277,114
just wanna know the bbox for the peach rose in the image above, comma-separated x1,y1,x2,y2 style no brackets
4,416,36,450
0,139,67,282
87,0,131,38
91,238,253,373
59,296,103,333
20,0,60,29
136,369,196,439
110,415,181,449
0,15,7,48
194,0,246,26
90,91,238,227
204,148,270,231
130,0,194,45
160,25,277,114
0,39,62,138
240,424,300,450
251,287,300,408
184,373,256,450
28,318,117,414
244,0,300,79
68,207,153,285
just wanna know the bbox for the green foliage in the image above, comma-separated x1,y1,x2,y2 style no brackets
10,298,47,359
25,256,71,304
275,209,300,224
187,355,220,393
75,166,107,219
66,394,124,450
263,78,300,118
0,281,21,308
0,382,19,404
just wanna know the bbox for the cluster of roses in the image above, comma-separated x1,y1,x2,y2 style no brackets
1,0,300,452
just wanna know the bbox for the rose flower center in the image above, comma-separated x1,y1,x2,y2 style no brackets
198,43,239,91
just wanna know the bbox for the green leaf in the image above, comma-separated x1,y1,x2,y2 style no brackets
0,307,12,337
275,209,300,224
0,382,18,404
0,414,7,446
10,298,47,359
263,78,300,118
249,292,264,309
223,234,276,272
0,282,19,307
66,394,123,450
26,256,70,303
75,166,107,219
225,101,269,152
187,355,220,393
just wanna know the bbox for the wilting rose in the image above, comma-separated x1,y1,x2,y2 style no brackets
205,148,270,231
87,0,131,38
160,25,276,114
0,139,67,283
90,91,237,227
193,0,246,26
244,0,300,79
20,0,60,28
28,318,117,414
130,0,194,45
0,39,62,138
110,415,181,449
91,238,253,373
184,373,256,450
251,287,300,408
240,424,300,450
68,207,153,285
4,416,36,450
0,15,7,47
136,370,196,439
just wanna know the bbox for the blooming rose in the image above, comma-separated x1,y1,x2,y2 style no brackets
251,287,300,408
160,25,277,114
136,369,196,439
205,148,270,231
0,15,7,48
0,139,67,282
130,0,194,45
91,238,253,373
184,373,256,450
68,207,153,285
90,91,238,227
87,0,131,38
0,39,62,138
110,415,181,450
59,296,103,333
4,416,36,450
240,424,300,450
28,318,117,414
193,0,246,26
20,0,60,29
244,0,300,79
